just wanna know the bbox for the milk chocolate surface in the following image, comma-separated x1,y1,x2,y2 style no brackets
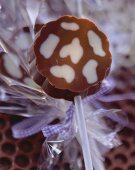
32,15,112,100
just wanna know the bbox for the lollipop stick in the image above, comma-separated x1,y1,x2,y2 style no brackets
74,96,93,170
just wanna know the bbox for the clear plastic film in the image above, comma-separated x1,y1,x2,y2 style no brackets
0,0,75,116
37,99,126,170
0,0,34,66
38,138,80,170
0,0,135,102
0,1,135,170
85,0,135,69
0,41,70,116
74,98,124,170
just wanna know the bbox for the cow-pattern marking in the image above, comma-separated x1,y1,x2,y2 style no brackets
61,22,79,31
82,59,98,84
60,38,83,64
40,34,60,59
50,65,75,83
87,30,106,57
3,53,23,79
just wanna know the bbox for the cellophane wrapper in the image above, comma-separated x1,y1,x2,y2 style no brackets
0,0,134,169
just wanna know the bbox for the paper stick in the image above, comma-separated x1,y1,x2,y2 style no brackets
74,96,93,170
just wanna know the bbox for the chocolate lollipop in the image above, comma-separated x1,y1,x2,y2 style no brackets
31,15,112,100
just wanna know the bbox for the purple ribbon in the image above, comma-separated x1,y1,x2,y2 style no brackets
12,114,59,138
12,104,74,139
11,79,135,139
98,93,135,102
12,81,111,139
42,104,74,139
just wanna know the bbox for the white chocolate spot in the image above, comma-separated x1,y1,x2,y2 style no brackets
60,38,83,64
88,30,106,57
40,34,60,59
3,53,22,79
82,59,98,84
15,32,32,50
61,22,79,31
50,65,75,83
